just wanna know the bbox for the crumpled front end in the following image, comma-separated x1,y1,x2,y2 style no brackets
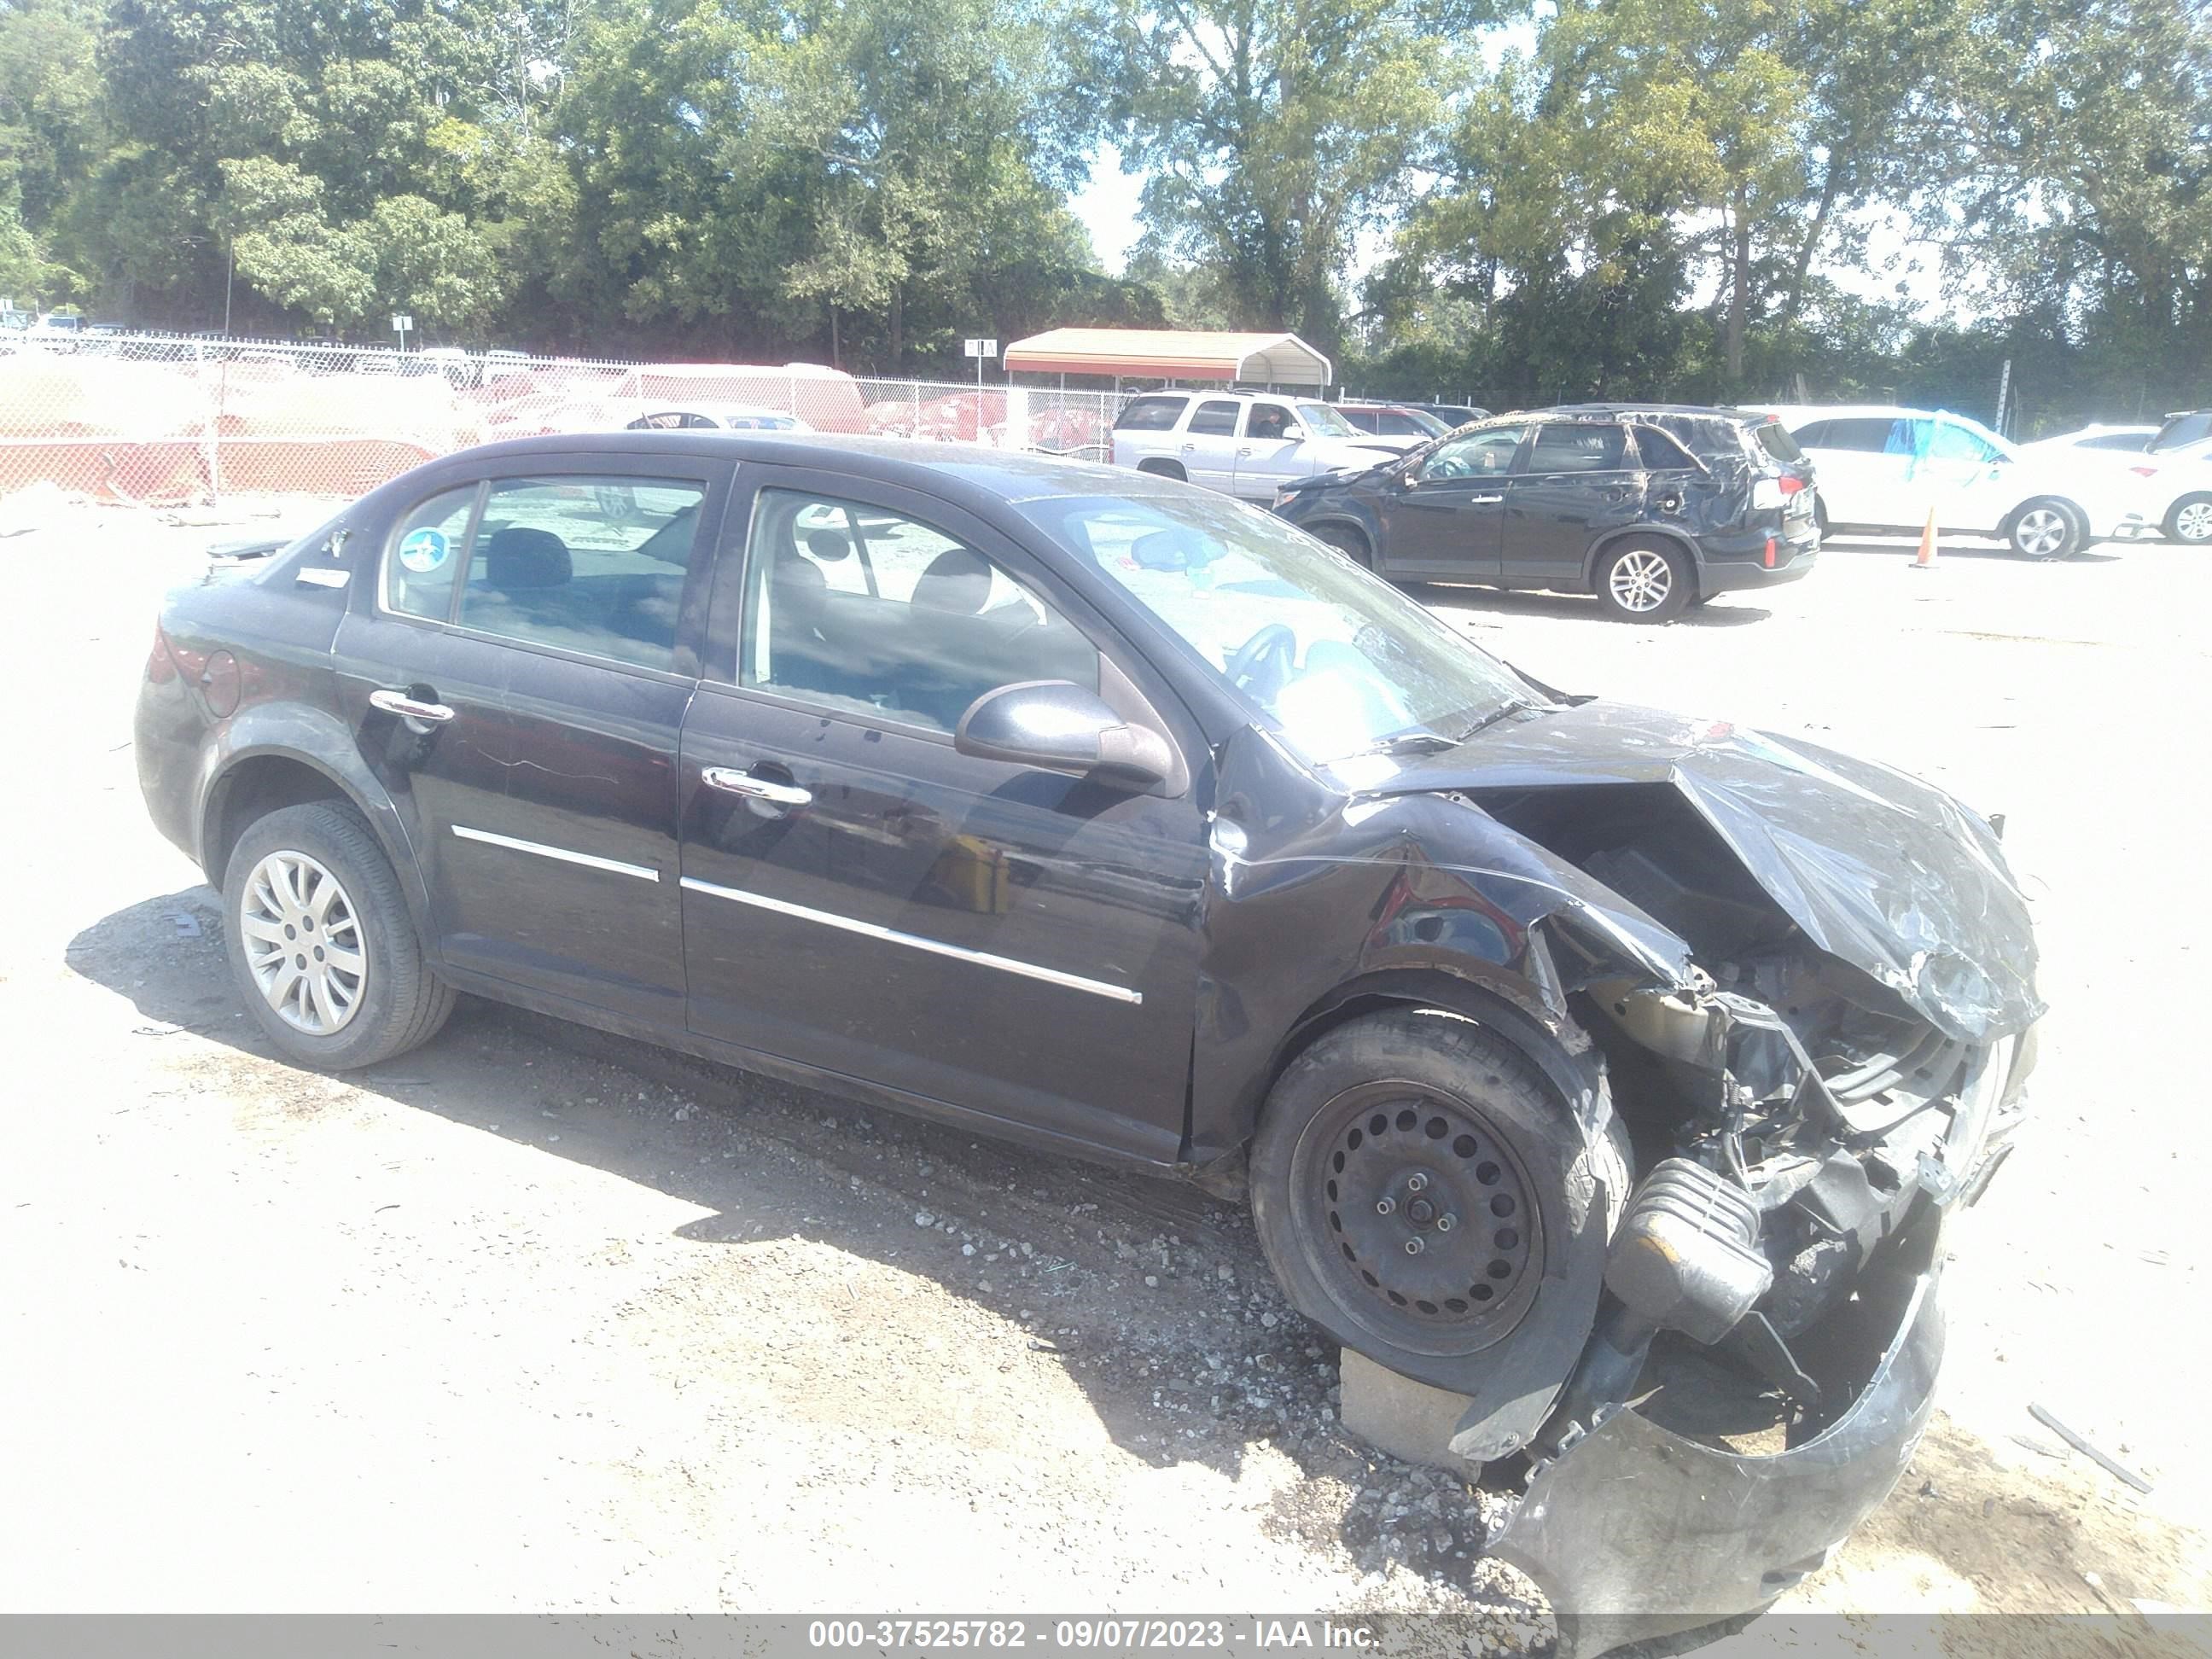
1494,1263,1944,1656
1362,705,2043,1645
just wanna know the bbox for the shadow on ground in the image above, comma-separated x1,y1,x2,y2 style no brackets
1412,583,1775,627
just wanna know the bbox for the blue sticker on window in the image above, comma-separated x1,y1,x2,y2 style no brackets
398,527,450,573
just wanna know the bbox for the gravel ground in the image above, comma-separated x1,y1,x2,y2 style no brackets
3,498,2207,1650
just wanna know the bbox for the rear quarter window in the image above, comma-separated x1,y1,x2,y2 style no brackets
1115,396,1189,432
1750,420,1803,463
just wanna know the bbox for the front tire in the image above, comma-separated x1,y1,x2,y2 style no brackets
2008,498,2083,559
1593,538,1693,622
222,801,455,1070
1311,523,1374,570
2166,492,2212,544
1249,1010,1622,1390
1135,458,1186,481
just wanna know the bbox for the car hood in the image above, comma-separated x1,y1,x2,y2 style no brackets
1371,701,2040,1043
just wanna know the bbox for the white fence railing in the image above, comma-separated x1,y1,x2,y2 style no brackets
0,333,1123,505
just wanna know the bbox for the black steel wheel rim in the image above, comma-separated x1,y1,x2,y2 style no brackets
1288,1079,1545,1358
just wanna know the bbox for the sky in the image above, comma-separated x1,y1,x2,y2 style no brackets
1071,144,1147,274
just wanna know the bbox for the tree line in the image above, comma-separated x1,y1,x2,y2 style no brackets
1,0,2204,428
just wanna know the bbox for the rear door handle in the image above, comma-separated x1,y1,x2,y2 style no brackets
369,688,455,723
701,765,812,807
1469,494,1503,504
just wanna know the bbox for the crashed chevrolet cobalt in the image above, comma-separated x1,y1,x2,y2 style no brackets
136,435,2039,1644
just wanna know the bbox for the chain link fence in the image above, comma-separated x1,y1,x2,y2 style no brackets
0,332,1124,509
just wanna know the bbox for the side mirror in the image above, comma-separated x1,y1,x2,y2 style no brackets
955,680,1176,790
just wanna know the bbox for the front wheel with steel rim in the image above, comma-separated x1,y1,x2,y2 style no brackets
1594,538,1692,622
223,800,455,1069
1249,1009,1625,1396
2008,498,2082,559
2166,492,2212,544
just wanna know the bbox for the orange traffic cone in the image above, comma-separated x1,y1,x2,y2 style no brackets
1912,509,1939,569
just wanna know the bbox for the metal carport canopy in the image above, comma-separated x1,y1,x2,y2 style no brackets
1001,329,1333,387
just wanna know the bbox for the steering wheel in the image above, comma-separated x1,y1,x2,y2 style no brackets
1424,448,1474,480
1224,622,1298,701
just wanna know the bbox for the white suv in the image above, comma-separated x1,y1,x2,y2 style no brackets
1767,404,2160,558
1111,391,1400,500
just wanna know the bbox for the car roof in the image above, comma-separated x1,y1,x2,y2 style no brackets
1542,401,1772,422
439,430,1188,507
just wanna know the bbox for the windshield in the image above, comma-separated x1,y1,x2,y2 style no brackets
1404,408,1452,437
1016,492,1537,765
1297,403,1358,438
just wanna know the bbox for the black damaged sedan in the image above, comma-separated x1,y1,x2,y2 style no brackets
1274,406,1820,621
137,434,2035,1647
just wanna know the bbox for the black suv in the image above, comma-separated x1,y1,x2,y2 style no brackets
136,431,2034,1639
1274,405,1819,622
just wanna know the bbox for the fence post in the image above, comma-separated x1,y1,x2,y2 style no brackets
206,345,224,504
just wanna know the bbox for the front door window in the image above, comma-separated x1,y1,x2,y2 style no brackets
739,487,1100,733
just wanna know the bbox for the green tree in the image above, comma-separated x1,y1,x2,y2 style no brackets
1105,0,1488,352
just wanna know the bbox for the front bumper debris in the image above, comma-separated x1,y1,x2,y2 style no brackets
1491,1266,1944,1657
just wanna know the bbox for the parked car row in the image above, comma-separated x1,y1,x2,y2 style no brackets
1109,387,2198,622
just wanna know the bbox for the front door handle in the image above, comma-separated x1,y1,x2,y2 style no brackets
1468,494,1504,504
701,765,812,807
369,688,455,723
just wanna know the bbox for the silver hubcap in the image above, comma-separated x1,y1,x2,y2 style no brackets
2017,509,2067,557
1609,549,1673,612
2176,501,2212,542
240,850,368,1035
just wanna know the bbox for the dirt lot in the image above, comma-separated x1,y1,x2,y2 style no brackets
3,498,2207,1647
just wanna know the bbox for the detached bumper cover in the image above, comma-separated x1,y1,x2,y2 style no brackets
1491,1269,1945,1657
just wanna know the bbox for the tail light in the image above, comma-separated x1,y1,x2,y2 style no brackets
2130,465,2161,478
147,620,179,684
1762,536,1778,568
1777,474,1807,493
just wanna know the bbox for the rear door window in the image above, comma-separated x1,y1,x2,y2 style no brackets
384,486,480,620
455,478,706,671
1524,422,1627,473
1187,399,1242,436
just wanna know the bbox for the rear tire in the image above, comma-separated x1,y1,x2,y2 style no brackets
1249,1009,1623,1391
2166,492,2212,544
222,801,455,1070
2007,498,2083,559
1593,538,1693,622
1135,458,1186,481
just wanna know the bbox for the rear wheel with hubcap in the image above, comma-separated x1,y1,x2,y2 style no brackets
1594,538,1692,622
223,801,455,1069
